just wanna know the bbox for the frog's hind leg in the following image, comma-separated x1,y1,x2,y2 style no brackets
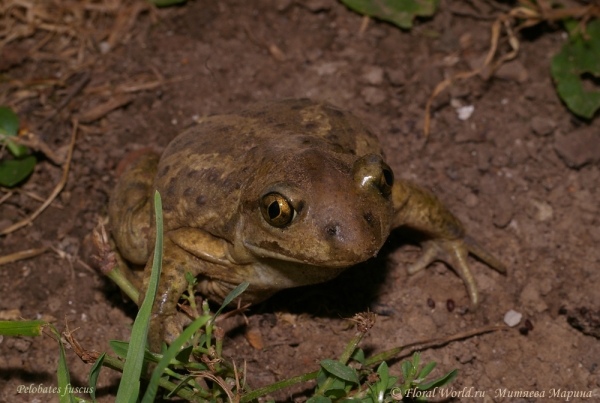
109,152,160,265
392,180,506,310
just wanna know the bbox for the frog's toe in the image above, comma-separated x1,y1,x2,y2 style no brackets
406,240,442,275
408,239,479,310
464,235,507,274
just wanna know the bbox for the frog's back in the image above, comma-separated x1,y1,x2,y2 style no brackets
163,99,381,161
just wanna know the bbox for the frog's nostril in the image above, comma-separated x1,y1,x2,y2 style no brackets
325,223,339,237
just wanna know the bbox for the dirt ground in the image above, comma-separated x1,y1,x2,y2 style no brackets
1,0,600,402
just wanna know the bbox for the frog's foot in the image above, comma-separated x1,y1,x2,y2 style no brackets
407,237,506,310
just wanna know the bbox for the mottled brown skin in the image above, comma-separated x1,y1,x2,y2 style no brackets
109,99,506,350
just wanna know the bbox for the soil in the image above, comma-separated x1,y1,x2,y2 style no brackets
1,0,600,402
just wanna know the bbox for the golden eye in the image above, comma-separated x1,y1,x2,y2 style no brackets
261,193,295,227
380,165,394,196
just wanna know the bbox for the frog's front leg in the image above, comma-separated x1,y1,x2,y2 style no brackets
141,238,193,351
392,180,506,309
142,228,238,351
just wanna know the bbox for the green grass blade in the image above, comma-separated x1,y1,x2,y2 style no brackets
142,315,210,403
115,191,164,403
213,282,249,319
0,320,47,336
46,325,76,403
88,353,106,401
166,375,195,398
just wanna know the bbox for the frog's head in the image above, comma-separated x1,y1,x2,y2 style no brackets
239,149,394,268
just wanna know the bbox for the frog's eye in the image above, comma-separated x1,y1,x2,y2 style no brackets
261,193,295,227
379,165,394,196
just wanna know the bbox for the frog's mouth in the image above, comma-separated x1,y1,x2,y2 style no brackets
243,240,371,269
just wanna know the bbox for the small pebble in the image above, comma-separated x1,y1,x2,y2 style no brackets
503,309,523,327
446,299,455,312
558,306,567,315
457,105,475,121
519,327,529,336
361,87,387,105
362,66,384,85
427,298,435,309
530,116,556,136
99,41,111,54
386,69,406,86
554,129,600,169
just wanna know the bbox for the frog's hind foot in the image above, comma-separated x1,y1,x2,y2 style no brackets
407,238,504,311
463,235,507,275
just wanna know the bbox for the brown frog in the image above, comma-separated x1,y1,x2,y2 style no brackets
109,99,505,349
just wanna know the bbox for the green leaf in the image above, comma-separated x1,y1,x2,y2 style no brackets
321,359,360,385
417,361,436,380
411,351,420,373
387,376,398,389
339,0,439,29
115,191,164,403
88,353,105,401
175,345,193,363
184,271,197,286
306,396,333,403
376,361,389,398
324,389,348,399
0,106,19,136
316,367,328,387
213,281,249,319
108,340,129,358
108,340,160,363
142,314,210,403
551,19,600,118
351,348,366,365
401,360,412,382
0,320,46,337
0,156,36,187
417,369,458,390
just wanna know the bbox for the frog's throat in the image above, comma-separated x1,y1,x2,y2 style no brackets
242,241,363,269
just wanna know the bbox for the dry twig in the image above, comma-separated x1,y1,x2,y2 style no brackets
0,247,47,266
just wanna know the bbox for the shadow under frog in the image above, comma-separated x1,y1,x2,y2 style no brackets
108,98,506,351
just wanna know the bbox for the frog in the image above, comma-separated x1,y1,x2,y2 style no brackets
108,98,506,350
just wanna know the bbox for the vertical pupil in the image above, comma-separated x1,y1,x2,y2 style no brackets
383,169,393,186
268,201,280,219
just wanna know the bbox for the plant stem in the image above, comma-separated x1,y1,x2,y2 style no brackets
315,330,366,396
101,354,208,402
240,371,319,402
105,267,139,303
338,330,365,365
